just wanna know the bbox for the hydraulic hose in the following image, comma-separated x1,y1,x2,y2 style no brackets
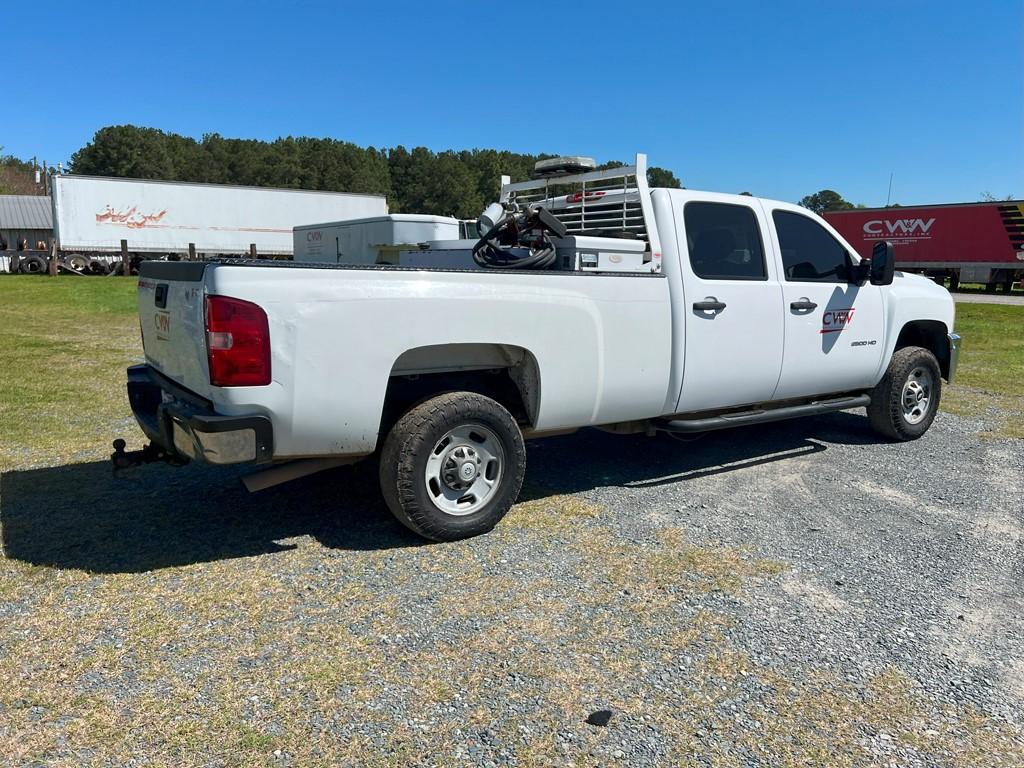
471,210,559,270
472,240,557,270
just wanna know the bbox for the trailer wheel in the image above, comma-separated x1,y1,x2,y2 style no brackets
867,346,942,441
18,255,47,274
379,392,526,541
87,259,108,275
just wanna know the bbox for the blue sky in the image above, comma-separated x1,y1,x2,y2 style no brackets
4,1,1021,206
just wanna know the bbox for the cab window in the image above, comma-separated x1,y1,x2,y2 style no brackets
684,202,767,281
773,210,852,282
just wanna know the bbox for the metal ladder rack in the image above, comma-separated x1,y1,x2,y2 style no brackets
498,153,663,272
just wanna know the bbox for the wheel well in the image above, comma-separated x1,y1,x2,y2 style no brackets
895,321,951,380
379,344,540,437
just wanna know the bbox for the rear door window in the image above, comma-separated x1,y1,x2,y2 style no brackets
683,202,767,281
773,210,852,282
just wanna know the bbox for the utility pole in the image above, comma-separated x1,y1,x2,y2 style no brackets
885,172,894,207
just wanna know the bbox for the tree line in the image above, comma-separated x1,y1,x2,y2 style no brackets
8,129,1015,213
64,125,682,219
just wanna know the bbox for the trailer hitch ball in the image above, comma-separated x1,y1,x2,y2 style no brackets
111,439,189,471
111,439,133,469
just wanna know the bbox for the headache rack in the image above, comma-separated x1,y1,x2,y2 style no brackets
498,153,663,273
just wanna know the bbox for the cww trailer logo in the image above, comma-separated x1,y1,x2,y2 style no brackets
863,218,935,237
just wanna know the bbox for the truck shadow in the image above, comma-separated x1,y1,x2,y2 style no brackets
1,411,884,574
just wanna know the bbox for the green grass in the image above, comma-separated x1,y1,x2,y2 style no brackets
0,275,140,471
943,303,1024,438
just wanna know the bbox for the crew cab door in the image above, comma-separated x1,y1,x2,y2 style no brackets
670,193,785,412
763,204,885,399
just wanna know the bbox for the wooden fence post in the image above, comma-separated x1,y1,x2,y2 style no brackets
249,243,257,260
121,239,130,276
48,241,59,277
188,242,196,261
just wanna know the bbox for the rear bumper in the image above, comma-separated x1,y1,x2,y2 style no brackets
947,332,961,384
127,365,273,465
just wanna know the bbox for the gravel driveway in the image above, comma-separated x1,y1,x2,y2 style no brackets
953,292,1024,306
1,409,1022,766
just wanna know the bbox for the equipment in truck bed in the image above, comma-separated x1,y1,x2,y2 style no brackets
492,153,662,273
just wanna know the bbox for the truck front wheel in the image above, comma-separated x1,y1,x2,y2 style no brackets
867,346,942,441
379,392,526,541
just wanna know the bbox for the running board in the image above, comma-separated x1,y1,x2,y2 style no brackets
657,394,871,434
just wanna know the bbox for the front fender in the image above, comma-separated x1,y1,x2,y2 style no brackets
877,273,956,383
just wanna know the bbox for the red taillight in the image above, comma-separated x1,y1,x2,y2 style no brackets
205,295,271,387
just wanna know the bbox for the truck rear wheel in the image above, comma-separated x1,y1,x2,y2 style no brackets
867,346,942,441
379,392,526,541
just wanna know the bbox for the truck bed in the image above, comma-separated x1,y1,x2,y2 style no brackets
138,259,673,459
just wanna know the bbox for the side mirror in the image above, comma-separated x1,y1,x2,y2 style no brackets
869,241,896,286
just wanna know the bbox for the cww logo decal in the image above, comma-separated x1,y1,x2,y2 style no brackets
821,308,855,334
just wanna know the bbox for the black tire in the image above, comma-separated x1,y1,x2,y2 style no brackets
87,259,108,275
18,255,47,274
65,254,88,272
379,392,526,541
867,346,942,441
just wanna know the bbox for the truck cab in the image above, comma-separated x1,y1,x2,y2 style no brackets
658,190,890,412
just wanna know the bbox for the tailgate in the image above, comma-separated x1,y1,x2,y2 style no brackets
137,261,210,396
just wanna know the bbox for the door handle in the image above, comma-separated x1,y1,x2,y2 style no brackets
790,298,818,311
693,299,726,312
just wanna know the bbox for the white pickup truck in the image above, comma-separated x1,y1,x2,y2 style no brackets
120,155,960,541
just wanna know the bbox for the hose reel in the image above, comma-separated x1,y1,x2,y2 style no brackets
471,203,568,270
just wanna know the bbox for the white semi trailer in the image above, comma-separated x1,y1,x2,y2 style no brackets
9,175,387,274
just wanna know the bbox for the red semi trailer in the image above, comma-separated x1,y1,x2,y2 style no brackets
824,201,1024,292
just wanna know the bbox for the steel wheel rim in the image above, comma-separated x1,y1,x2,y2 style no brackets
424,423,504,516
901,366,933,425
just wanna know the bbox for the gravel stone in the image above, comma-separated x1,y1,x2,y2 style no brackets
1,408,1022,766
